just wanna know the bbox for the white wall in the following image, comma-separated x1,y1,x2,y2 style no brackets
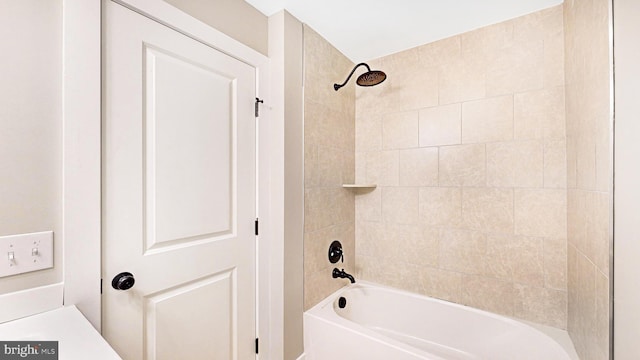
268,10,305,360
283,11,304,359
163,0,268,55
613,0,640,358
0,0,63,295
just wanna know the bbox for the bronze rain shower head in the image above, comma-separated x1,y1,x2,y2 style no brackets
334,63,387,91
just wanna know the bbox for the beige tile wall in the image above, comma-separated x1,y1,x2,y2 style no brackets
564,0,612,358
303,26,357,310
355,5,569,329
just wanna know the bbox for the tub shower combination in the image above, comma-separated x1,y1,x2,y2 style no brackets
305,66,576,360
304,282,576,360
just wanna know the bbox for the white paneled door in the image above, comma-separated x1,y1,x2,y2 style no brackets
102,2,256,359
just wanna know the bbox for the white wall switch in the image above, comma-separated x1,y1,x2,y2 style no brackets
0,231,54,278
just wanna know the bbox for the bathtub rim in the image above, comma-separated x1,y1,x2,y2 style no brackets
306,281,578,360
305,291,452,360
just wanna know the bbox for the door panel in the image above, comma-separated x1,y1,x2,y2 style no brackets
144,45,234,249
102,3,256,360
147,271,234,360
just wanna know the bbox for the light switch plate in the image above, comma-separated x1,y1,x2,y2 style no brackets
0,231,54,278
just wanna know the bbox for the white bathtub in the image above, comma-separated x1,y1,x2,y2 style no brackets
304,282,576,360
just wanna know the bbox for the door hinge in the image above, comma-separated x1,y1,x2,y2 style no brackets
254,218,259,236
100,278,103,294
255,98,263,117
255,338,259,354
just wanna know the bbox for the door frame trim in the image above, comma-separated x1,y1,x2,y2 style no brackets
62,0,102,328
65,1,282,357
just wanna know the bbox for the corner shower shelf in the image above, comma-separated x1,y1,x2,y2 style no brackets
342,184,377,189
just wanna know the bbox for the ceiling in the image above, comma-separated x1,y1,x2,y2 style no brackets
244,0,563,61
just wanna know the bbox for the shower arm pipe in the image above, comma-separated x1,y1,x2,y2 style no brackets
334,63,372,91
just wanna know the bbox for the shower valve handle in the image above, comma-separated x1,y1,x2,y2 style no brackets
328,240,344,263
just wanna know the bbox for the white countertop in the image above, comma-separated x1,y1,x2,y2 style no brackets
0,306,121,360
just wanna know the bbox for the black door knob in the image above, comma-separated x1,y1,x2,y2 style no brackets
112,272,135,290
